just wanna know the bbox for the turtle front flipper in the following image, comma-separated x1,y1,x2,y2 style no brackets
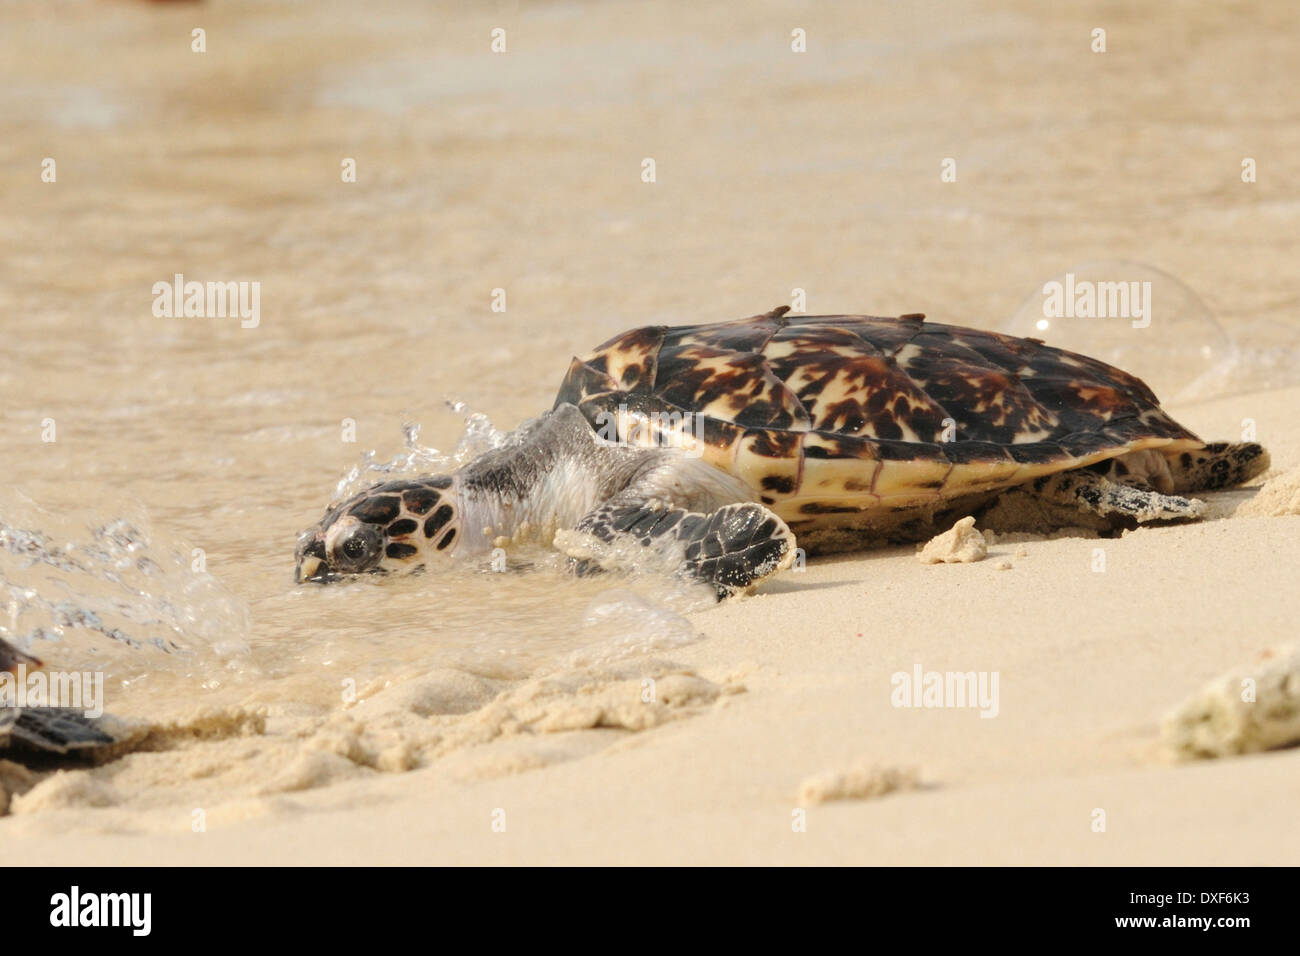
562,499,796,599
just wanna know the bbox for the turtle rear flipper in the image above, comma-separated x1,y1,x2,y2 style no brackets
1165,442,1269,493
565,499,796,599
1,707,116,755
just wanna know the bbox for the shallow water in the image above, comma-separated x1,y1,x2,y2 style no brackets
0,439,715,723
3,0,1299,734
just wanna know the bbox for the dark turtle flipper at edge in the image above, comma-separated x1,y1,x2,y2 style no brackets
0,706,116,755
1,637,117,758
0,636,40,673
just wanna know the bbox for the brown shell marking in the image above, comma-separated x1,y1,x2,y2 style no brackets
654,345,811,429
592,324,666,391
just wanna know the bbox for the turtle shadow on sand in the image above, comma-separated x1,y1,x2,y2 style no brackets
757,576,862,596
1212,482,1275,519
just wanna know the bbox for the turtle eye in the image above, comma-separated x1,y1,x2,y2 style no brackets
332,525,383,572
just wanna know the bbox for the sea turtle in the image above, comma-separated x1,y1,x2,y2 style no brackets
295,307,1268,596
0,637,115,756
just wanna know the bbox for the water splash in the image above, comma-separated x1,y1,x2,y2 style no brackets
330,420,449,503
0,492,250,683
330,400,511,504
451,400,510,464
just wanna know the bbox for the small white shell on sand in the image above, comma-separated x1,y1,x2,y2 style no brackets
1161,645,1300,760
916,516,988,564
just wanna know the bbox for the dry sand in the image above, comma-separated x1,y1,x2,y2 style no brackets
2,0,1299,865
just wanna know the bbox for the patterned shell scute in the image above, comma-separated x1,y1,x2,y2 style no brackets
554,307,1199,463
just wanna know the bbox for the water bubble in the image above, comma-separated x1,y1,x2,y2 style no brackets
1003,261,1236,403
1207,316,1300,397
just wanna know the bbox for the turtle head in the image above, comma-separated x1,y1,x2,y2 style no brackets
295,477,460,583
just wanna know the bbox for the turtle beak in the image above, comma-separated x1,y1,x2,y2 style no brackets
296,554,325,584
295,533,330,584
